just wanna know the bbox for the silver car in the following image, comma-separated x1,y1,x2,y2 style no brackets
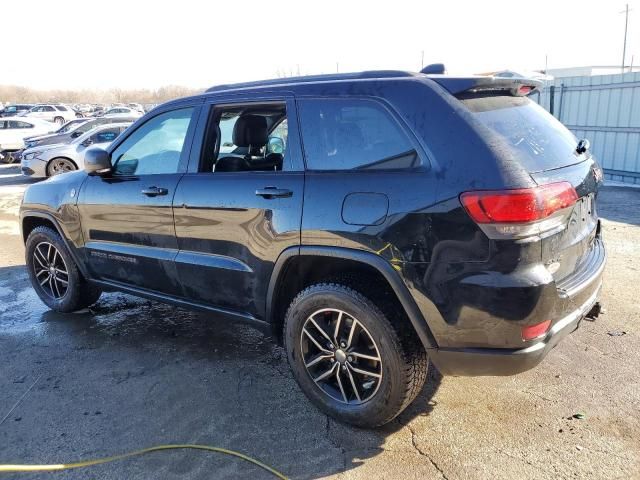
103,106,143,119
21,123,131,178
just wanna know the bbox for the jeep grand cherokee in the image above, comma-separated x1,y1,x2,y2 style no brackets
20,70,605,427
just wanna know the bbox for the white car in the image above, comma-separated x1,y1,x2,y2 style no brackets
127,103,145,113
21,122,131,178
0,117,56,162
103,107,143,119
20,104,77,125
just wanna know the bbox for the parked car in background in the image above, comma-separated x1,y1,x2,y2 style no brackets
74,104,93,115
20,104,77,125
7,118,92,163
102,106,143,119
0,117,56,163
21,122,130,177
127,103,144,113
70,107,84,118
23,116,137,150
0,104,34,117
86,106,104,117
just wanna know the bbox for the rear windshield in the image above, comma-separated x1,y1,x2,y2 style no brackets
461,95,581,173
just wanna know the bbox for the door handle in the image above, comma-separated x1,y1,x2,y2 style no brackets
255,187,293,199
141,186,168,197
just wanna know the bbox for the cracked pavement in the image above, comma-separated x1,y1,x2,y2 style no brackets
0,163,638,479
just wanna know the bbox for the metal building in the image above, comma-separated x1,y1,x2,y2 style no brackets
531,71,640,185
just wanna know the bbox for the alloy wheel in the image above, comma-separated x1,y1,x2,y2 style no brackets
48,159,76,176
300,308,382,404
32,242,69,299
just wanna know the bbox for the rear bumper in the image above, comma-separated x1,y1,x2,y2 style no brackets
428,282,601,376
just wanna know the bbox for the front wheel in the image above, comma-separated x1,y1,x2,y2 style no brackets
47,157,77,176
25,226,102,312
284,283,428,428
0,151,14,164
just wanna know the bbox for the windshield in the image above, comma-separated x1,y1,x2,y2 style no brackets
461,95,582,173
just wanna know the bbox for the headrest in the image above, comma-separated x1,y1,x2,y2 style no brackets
232,115,268,147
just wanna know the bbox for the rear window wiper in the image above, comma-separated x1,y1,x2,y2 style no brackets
576,139,590,154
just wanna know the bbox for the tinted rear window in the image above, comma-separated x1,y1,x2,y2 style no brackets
461,95,581,172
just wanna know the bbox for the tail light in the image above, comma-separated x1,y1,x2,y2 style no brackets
515,85,533,96
521,320,551,341
460,182,578,239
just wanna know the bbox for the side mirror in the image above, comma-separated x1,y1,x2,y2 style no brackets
84,147,111,175
267,136,285,154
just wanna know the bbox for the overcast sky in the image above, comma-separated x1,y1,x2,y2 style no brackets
3,0,639,90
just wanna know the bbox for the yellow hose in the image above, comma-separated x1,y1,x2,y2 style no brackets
0,444,288,479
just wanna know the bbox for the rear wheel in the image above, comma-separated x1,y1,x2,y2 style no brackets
284,283,428,428
53,116,65,125
26,226,102,312
47,157,77,176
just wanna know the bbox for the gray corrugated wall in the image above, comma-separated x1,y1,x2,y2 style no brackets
530,72,640,185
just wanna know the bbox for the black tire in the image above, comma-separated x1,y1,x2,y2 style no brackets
284,283,428,428
53,116,65,125
25,226,102,312
1,151,14,164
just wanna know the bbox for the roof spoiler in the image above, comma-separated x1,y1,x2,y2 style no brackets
428,76,544,97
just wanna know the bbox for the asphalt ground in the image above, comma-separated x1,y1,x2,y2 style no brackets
0,163,638,479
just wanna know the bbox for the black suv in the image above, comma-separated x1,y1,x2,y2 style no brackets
20,71,605,427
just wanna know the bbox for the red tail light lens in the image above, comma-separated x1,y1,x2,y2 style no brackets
460,182,578,224
521,320,551,341
517,85,532,96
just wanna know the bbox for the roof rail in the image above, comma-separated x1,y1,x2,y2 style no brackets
206,70,417,93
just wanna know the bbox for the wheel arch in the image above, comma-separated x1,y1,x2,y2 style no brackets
21,211,91,279
267,246,437,350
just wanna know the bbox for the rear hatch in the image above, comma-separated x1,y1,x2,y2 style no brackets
456,85,604,292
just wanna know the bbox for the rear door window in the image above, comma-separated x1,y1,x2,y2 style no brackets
460,95,581,173
297,98,420,171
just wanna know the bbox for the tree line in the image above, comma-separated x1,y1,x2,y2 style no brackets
0,85,203,105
